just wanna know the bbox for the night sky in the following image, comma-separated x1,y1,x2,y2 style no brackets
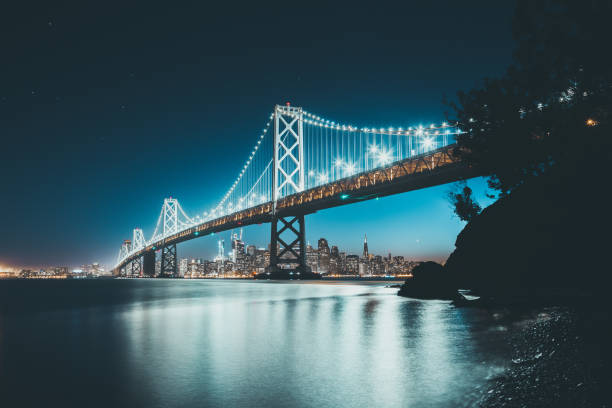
1,1,514,269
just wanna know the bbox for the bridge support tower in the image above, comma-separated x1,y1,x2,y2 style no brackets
264,104,316,279
131,256,142,277
266,214,312,278
160,244,177,277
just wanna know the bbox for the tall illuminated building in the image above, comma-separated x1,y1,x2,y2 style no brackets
179,258,188,278
331,245,339,258
318,238,330,274
231,229,245,263
306,244,318,273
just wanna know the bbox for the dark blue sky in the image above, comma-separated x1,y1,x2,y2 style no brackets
0,1,514,268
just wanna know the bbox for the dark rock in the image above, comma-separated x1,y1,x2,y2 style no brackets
451,292,473,306
397,261,461,300
444,170,610,299
476,307,611,407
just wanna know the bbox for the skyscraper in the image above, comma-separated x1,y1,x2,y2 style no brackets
331,245,339,258
306,244,318,273
363,234,369,259
318,238,329,253
318,238,330,274
231,229,245,263
179,258,188,278
346,255,359,275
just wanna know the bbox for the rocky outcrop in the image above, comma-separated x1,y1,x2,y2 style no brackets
397,261,462,300
445,170,610,298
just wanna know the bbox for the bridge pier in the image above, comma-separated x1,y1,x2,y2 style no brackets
143,251,155,277
160,244,177,277
265,215,314,279
131,257,142,277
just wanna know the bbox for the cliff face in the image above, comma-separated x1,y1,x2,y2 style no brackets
445,171,609,297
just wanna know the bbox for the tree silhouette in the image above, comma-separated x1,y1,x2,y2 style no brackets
443,0,612,299
448,182,481,222
447,0,611,196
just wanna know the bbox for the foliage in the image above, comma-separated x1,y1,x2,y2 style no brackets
448,182,481,222
447,0,612,195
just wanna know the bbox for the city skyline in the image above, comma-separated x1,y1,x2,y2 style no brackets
3,229,435,278
114,228,425,278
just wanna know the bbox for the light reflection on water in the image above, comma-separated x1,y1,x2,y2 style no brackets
0,280,507,408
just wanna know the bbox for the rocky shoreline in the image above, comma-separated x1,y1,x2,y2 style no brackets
474,305,610,408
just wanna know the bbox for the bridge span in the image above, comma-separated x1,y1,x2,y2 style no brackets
113,105,476,277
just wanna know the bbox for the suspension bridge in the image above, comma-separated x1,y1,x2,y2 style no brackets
113,104,477,277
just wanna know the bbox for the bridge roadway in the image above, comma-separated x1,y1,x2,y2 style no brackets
113,144,478,274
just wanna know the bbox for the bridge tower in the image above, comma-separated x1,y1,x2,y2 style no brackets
118,239,132,277
268,104,311,277
130,259,142,277
130,228,146,277
160,198,179,277
160,245,177,278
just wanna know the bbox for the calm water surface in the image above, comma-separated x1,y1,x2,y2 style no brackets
0,279,508,407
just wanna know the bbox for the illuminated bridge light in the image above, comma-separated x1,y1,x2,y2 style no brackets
343,162,357,175
422,137,435,150
374,148,393,166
